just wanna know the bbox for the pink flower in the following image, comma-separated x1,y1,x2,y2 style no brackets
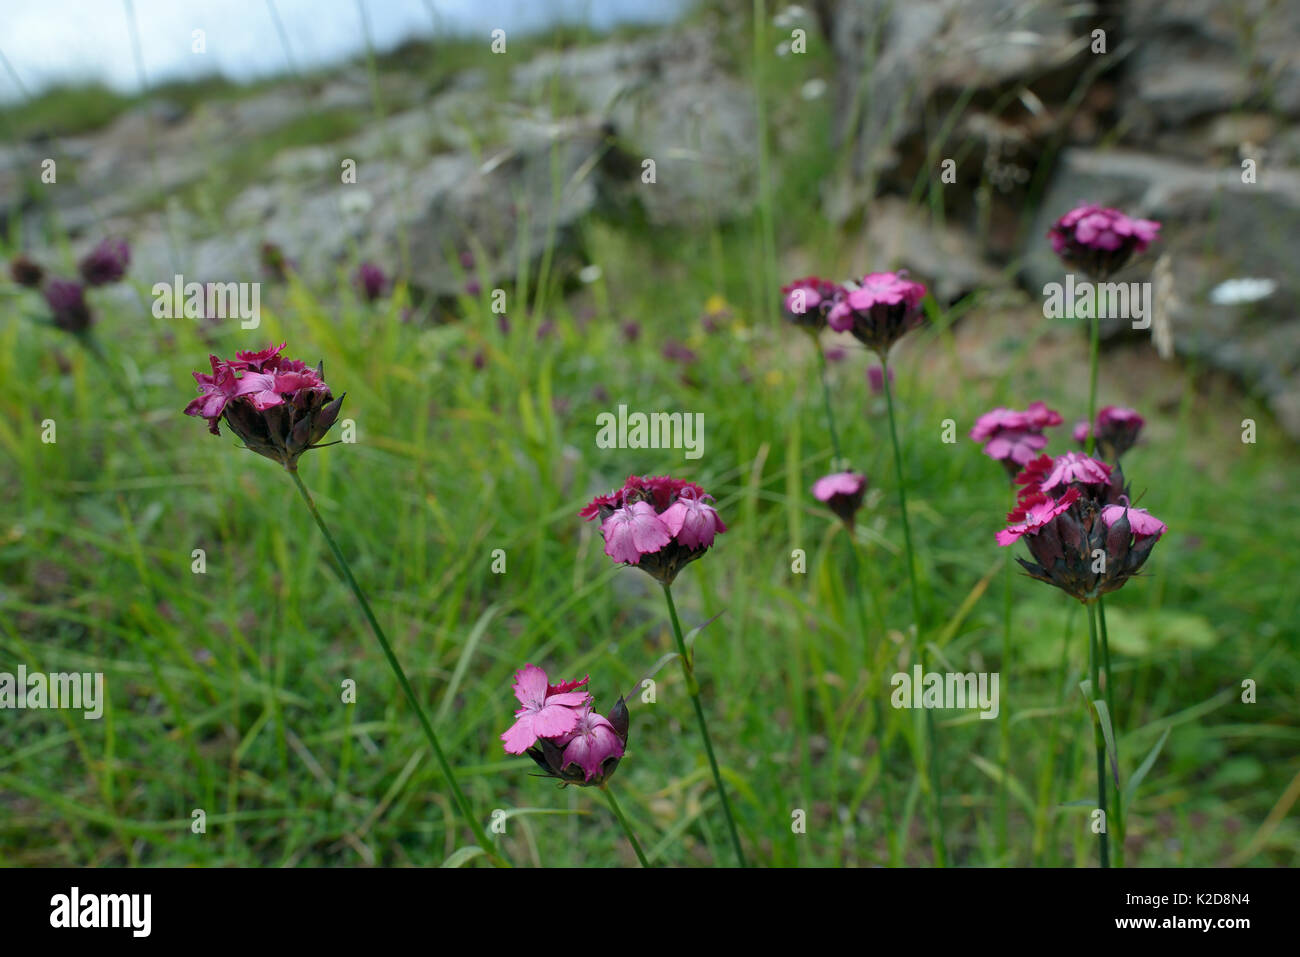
184,345,344,467
1040,452,1112,493
1077,405,1146,460
500,664,591,755
555,706,626,782
601,502,672,564
813,471,868,528
355,262,388,302
826,271,927,355
996,488,1080,545
1101,504,1166,540
781,276,841,331
971,402,1063,471
1049,204,1161,278
43,278,93,333
184,355,278,433
77,237,130,286
867,365,894,394
582,475,727,584
661,491,726,548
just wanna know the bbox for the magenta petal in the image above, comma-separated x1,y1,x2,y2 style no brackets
511,664,550,710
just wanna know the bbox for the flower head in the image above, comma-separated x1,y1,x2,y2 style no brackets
500,664,591,754
1049,204,1160,279
826,271,927,355
77,238,131,286
9,254,44,288
971,401,1063,476
780,276,841,333
184,343,345,469
998,454,1164,601
1073,405,1145,461
582,475,725,585
812,471,867,529
43,278,94,334
505,666,630,788
355,262,388,302
1039,451,1112,494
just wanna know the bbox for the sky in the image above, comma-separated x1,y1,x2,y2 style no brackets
0,0,692,101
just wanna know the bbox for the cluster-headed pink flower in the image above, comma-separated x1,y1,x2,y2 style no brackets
812,471,868,529
581,475,725,585
184,342,345,469
826,271,928,355
77,237,131,287
355,262,389,303
500,664,591,753
1073,405,1145,461
43,278,94,334
780,276,842,332
1049,204,1161,278
503,664,629,786
1039,451,1113,494
998,453,1164,601
970,401,1064,475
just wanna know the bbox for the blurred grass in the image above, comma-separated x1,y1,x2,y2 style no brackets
0,7,1297,869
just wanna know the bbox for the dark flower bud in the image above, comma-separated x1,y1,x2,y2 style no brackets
10,254,44,288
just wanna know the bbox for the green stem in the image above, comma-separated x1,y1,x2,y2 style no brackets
1098,597,1123,866
662,583,747,866
847,536,898,865
1087,601,1109,868
1085,293,1100,456
602,784,650,868
815,340,843,465
880,356,945,866
288,468,507,867
998,522,1013,862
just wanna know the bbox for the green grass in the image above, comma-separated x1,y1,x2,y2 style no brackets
1,10,1297,869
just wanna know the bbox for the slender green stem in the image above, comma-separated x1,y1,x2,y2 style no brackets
288,468,507,867
1098,598,1123,866
1085,291,1100,456
661,583,747,866
879,356,945,866
815,340,843,465
601,784,650,868
879,358,922,632
998,518,1013,862
1087,601,1109,868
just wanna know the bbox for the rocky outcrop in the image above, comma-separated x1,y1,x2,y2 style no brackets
4,29,756,302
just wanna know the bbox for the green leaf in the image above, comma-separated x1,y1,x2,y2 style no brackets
1093,699,1120,788
1124,727,1170,804
437,604,501,724
683,610,725,653
968,754,1035,815
440,846,485,868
